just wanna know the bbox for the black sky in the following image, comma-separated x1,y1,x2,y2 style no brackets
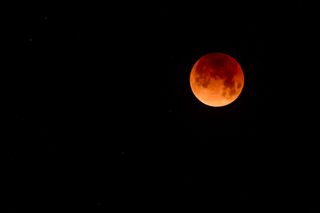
5,2,320,212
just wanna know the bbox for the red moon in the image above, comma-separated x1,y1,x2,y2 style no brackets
189,52,244,107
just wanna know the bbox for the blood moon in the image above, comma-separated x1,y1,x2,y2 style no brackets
189,52,244,107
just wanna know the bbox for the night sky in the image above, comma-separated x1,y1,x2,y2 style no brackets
5,2,320,212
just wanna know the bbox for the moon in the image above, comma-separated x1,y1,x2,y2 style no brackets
189,52,245,107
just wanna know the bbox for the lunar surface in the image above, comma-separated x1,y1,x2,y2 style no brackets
189,52,244,107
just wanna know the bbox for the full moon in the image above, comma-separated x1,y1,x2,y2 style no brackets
189,52,244,107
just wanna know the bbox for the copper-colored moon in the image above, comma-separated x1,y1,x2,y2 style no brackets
189,52,245,107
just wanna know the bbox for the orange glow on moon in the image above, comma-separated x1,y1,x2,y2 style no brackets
189,52,244,107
